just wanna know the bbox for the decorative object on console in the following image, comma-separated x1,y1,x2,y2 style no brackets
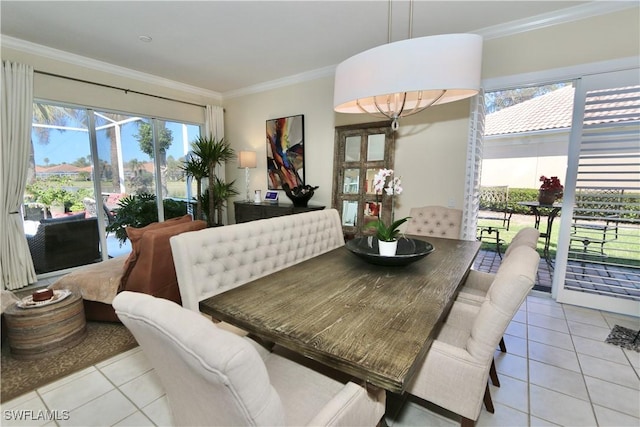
333,0,482,130
237,150,257,202
282,183,318,208
538,175,563,205
264,190,279,202
365,169,409,256
266,114,304,190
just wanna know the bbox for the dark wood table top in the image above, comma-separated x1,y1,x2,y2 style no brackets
518,201,562,209
199,236,481,393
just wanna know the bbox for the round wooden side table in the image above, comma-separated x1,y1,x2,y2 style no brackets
4,291,87,360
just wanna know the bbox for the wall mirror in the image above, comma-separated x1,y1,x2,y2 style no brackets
332,121,395,238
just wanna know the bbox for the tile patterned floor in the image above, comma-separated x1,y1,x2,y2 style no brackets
474,249,553,292
2,293,638,426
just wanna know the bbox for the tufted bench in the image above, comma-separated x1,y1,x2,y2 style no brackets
405,206,463,239
170,209,345,312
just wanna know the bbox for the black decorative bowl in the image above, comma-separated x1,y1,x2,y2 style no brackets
282,184,318,207
286,192,315,207
345,237,434,266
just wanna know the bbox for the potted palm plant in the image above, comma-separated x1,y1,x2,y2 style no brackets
188,135,236,226
181,156,207,221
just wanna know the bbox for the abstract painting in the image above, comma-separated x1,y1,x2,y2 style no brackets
266,114,304,190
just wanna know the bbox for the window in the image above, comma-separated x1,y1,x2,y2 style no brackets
24,102,201,274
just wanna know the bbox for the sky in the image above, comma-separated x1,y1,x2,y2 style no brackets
32,120,200,166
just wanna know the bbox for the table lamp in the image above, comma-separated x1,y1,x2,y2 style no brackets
238,151,257,201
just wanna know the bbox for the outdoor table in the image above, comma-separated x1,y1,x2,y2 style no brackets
518,201,562,266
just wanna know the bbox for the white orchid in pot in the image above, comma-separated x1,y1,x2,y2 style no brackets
365,169,410,256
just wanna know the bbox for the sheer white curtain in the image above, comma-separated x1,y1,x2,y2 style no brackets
205,105,228,224
462,90,485,241
1,61,36,290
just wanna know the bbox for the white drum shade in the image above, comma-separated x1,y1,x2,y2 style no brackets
334,34,483,116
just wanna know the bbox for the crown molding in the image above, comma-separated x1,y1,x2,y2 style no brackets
476,1,638,40
482,56,640,91
1,36,223,102
222,65,336,100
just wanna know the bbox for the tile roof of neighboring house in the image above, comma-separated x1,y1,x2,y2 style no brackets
485,86,575,136
35,164,83,173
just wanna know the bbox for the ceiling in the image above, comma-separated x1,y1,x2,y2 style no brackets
0,1,628,97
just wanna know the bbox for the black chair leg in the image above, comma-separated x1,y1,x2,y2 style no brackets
489,358,501,387
499,337,507,353
483,383,495,413
461,417,475,427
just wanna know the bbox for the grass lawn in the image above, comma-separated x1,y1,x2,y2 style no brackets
478,214,640,267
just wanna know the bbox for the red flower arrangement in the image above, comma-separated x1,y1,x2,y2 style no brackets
539,176,563,204
539,176,563,193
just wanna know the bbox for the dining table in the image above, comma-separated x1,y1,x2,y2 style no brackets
199,235,481,393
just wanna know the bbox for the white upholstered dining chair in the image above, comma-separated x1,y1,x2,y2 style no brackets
406,245,540,427
455,227,539,380
113,291,385,427
405,206,463,239
457,227,540,306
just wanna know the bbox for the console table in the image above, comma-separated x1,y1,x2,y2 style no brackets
234,201,325,223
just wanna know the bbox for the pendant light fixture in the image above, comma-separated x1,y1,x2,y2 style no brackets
333,0,483,130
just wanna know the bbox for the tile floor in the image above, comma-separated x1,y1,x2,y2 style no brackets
2,293,638,426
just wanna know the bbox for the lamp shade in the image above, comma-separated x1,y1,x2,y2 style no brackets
238,151,257,168
333,33,483,114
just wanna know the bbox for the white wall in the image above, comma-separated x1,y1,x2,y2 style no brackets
224,75,471,223
482,130,570,188
224,76,338,221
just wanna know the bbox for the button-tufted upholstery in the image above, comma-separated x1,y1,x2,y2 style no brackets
406,246,540,425
405,206,463,239
113,291,386,426
170,209,345,312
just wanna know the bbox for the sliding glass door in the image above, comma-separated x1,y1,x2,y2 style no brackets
25,102,201,275
554,69,640,316
25,104,101,274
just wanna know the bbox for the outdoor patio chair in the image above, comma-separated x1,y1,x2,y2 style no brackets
83,197,115,226
569,189,623,272
476,186,513,258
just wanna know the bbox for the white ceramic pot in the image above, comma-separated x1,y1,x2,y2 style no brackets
378,239,398,257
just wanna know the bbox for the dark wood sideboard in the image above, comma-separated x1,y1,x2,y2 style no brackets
234,201,325,223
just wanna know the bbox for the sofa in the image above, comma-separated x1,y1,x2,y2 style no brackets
170,208,345,313
25,213,101,274
49,215,206,322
